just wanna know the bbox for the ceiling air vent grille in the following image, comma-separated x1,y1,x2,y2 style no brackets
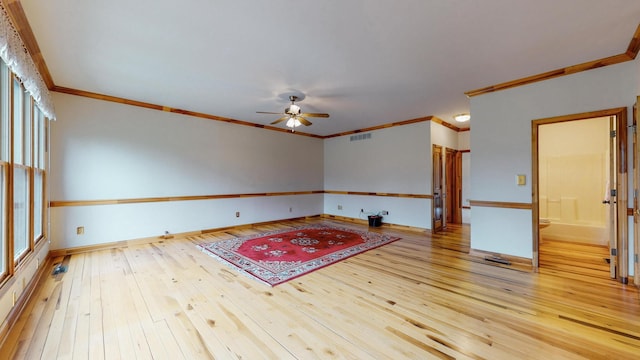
350,133,372,142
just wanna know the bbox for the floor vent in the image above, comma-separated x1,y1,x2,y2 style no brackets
484,256,511,265
350,133,371,141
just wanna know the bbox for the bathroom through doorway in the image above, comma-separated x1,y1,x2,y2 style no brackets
532,108,628,282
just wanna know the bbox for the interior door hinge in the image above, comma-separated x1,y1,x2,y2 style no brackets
611,248,618,256
611,189,617,197
610,130,616,137
635,254,638,263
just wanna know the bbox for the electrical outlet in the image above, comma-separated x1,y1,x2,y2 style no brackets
76,226,84,235
289,207,293,212
338,205,343,210
235,211,240,217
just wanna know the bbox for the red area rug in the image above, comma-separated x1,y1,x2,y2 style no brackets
197,224,400,286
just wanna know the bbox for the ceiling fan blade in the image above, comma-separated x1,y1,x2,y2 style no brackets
297,116,312,126
257,111,283,115
270,116,288,125
300,112,330,118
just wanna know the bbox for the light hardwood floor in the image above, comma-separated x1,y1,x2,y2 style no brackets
1,218,639,359
539,237,611,280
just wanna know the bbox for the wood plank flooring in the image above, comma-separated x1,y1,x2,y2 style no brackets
1,219,638,359
539,236,611,280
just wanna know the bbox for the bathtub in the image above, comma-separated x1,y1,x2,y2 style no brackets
539,221,607,245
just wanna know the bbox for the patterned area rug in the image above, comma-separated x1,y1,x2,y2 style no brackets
197,224,400,286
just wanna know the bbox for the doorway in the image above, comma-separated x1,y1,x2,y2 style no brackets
532,108,628,282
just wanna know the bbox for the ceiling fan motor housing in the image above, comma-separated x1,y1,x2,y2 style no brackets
285,104,301,115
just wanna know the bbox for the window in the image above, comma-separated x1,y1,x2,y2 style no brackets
33,106,45,243
13,166,28,259
0,168,5,278
0,61,8,160
12,79,30,261
12,79,22,165
0,57,48,281
23,88,32,168
33,169,43,242
0,61,8,278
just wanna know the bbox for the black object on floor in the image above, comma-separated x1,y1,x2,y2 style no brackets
52,264,67,275
485,256,511,265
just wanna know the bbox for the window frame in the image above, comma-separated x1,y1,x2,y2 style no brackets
0,61,10,283
0,161,7,282
12,163,30,263
0,60,48,285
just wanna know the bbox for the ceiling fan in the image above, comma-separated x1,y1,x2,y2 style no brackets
257,95,329,131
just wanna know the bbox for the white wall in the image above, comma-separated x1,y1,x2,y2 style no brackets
470,60,638,265
431,122,459,149
50,93,324,249
51,95,439,246
324,121,432,228
458,131,470,150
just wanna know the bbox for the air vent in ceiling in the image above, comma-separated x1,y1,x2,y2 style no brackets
350,133,372,142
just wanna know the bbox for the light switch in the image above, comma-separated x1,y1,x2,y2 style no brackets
516,174,526,186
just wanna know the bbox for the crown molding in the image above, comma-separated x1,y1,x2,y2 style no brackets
466,23,640,97
52,86,324,139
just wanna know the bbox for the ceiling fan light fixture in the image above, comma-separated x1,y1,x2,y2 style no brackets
287,104,301,115
454,113,470,122
286,117,301,128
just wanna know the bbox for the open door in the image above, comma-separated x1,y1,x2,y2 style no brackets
445,148,462,224
596,112,628,282
608,115,619,279
600,110,629,283
432,145,443,233
615,111,629,284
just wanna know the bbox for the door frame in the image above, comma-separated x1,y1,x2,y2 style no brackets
634,100,639,286
432,144,444,233
531,107,628,282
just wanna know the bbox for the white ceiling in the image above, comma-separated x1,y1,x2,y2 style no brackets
19,0,640,136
